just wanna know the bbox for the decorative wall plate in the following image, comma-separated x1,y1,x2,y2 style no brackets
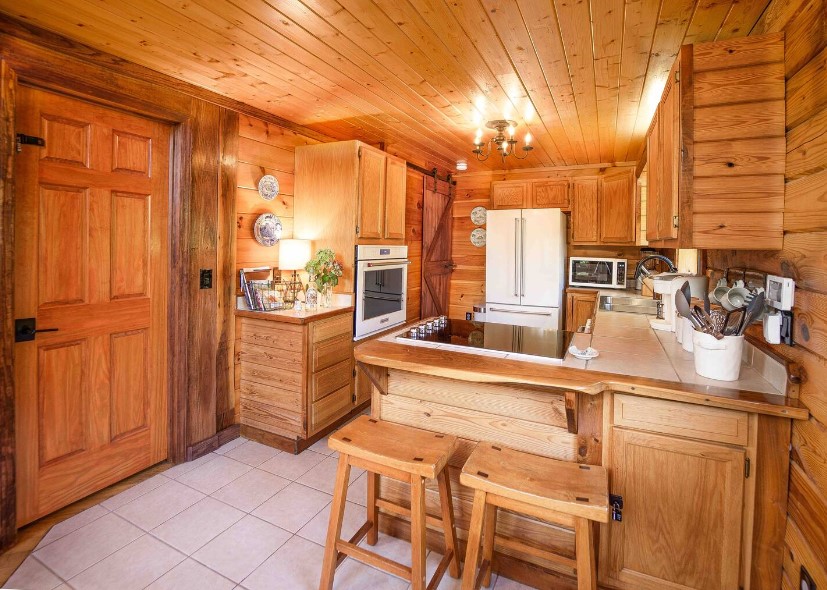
470,227,487,247
254,213,283,247
470,205,487,226
257,175,280,201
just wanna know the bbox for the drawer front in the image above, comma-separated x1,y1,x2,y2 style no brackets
311,313,353,344
311,385,352,435
311,359,352,402
311,333,353,372
613,394,749,446
241,319,304,353
240,380,302,413
241,396,303,437
238,345,303,373
240,363,302,392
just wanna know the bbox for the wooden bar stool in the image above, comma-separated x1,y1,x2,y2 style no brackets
319,415,461,590
460,442,609,590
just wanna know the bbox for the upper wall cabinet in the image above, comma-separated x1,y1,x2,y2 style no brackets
491,178,570,210
645,33,785,250
294,140,407,292
571,171,636,245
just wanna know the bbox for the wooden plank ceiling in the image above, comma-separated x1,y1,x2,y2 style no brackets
0,0,770,172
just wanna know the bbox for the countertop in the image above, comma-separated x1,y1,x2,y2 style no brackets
354,292,808,419
235,305,353,325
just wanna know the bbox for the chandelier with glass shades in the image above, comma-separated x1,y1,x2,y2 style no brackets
472,119,533,162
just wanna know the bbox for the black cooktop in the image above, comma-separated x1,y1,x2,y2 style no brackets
396,319,574,361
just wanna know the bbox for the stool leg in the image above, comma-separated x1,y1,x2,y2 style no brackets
574,518,596,590
319,454,352,590
410,475,427,590
367,472,379,546
481,503,497,588
461,489,487,590
437,470,460,578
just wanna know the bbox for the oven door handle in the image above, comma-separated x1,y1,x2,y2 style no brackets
363,293,403,302
366,260,411,268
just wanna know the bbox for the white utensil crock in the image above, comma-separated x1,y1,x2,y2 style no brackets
692,332,744,381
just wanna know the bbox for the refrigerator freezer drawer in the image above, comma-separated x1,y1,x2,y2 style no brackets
485,304,561,329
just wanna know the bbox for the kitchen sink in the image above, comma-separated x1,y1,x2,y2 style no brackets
599,295,659,315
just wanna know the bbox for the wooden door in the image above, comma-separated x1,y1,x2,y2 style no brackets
565,291,597,331
646,113,661,242
357,146,385,239
570,178,599,243
421,177,454,318
383,156,406,240
658,63,680,241
607,428,745,590
13,87,170,525
490,181,528,209
599,172,635,244
531,179,569,209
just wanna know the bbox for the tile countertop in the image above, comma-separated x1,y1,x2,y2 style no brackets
235,305,353,325
574,289,787,396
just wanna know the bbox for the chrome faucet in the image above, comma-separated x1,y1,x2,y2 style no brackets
634,254,677,280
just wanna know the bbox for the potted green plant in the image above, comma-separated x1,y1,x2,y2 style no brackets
305,248,343,307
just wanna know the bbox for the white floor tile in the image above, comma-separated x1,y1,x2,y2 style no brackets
35,505,109,550
222,440,281,467
147,558,236,590
332,556,409,590
214,437,248,455
100,474,170,512
176,456,252,495
192,515,291,583
494,576,536,589
424,551,478,590
258,449,326,480
164,453,219,480
151,497,245,554
296,456,363,495
308,437,335,456
297,500,365,547
115,480,205,531
252,483,331,533
347,472,368,507
5,556,63,590
34,513,143,580
67,534,184,590
211,468,289,513
240,535,323,590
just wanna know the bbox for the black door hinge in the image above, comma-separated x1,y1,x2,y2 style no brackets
16,134,45,152
610,494,623,522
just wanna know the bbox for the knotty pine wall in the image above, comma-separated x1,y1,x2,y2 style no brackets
706,0,827,586
449,167,643,320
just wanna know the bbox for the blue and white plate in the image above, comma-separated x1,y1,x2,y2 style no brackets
257,175,280,201
253,213,283,247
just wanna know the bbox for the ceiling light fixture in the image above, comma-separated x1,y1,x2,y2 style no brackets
472,119,533,162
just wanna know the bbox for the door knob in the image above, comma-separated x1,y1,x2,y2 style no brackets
15,318,59,342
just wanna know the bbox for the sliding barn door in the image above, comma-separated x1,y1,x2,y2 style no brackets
13,87,170,525
421,177,454,318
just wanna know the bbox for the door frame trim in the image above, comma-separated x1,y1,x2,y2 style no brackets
0,36,199,550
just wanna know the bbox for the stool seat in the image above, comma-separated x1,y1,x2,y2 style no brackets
329,415,457,479
461,442,609,523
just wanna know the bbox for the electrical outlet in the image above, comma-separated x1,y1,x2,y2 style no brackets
466,312,472,320
801,566,816,590
199,269,213,289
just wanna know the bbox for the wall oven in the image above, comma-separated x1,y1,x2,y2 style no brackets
354,245,409,340
569,257,627,289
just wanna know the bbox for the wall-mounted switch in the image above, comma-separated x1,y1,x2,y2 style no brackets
200,269,213,289
801,566,816,590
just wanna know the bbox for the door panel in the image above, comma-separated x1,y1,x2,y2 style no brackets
646,113,661,241
520,208,565,309
599,172,635,244
357,147,385,239
383,156,406,240
485,209,520,305
570,178,599,243
14,87,170,525
421,178,454,318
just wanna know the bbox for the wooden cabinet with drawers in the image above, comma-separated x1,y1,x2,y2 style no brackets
491,178,570,210
237,309,362,451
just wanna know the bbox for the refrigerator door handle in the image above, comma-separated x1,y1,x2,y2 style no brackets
488,307,554,316
521,217,526,296
514,218,519,296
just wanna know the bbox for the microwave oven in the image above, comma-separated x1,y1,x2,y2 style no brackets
569,257,627,289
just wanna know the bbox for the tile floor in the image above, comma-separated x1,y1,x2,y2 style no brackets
5,437,534,590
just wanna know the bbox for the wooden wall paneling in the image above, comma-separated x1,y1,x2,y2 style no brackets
786,44,827,130
216,109,238,432
786,106,827,181
406,169,424,322
187,100,220,448
0,59,16,550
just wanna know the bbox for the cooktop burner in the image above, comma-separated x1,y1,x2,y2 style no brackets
395,319,573,362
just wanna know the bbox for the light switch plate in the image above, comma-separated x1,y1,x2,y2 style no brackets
766,275,794,310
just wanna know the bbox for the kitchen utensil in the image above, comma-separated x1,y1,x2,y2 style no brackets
722,287,750,311
680,281,692,308
712,284,730,305
722,309,743,336
675,287,692,320
693,305,724,339
738,292,765,335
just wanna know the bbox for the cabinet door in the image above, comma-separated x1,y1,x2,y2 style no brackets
658,66,680,241
570,178,599,243
491,181,529,209
531,179,569,209
607,428,745,590
646,113,661,242
383,156,406,240
599,172,635,244
358,146,386,239
566,292,597,331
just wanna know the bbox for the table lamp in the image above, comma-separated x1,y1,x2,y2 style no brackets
278,239,311,304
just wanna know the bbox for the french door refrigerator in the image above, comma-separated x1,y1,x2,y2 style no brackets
485,208,566,328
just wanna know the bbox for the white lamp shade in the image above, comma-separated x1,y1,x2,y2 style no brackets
278,239,311,271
